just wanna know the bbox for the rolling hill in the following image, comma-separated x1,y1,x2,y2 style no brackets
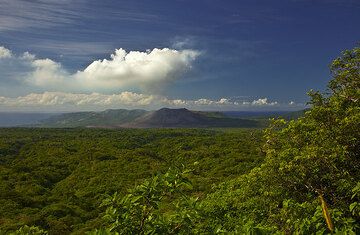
121,108,209,128
37,108,263,128
38,109,148,128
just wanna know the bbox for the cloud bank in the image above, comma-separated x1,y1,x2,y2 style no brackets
0,46,200,92
0,91,302,112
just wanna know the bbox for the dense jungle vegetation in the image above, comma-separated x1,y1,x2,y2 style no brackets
0,128,264,234
1,47,359,234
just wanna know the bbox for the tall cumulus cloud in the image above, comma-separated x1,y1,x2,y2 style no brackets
0,46,200,92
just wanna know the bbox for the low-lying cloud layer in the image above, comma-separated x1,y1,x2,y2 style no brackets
0,45,200,92
0,91,301,112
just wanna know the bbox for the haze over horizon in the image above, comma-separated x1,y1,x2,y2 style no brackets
0,0,359,112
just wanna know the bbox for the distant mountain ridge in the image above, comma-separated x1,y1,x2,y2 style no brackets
39,109,148,128
121,108,211,128
37,108,262,128
33,108,306,128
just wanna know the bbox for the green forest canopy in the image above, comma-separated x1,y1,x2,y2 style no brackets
1,46,359,234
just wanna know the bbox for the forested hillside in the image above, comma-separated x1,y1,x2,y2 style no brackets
0,128,264,234
1,47,359,234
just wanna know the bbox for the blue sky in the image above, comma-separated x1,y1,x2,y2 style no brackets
0,0,359,111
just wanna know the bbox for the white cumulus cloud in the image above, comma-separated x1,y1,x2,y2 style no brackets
75,48,200,90
0,45,200,92
28,58,69,88
0,46,12,58
251,98,278,106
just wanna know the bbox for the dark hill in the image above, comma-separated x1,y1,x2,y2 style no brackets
121,108,208,128
121,108,261,128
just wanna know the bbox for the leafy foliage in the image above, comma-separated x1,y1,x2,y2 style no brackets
199,46,360,234
93,167,201,234
2,225,48,235
0,128,263,234
1,47,359,234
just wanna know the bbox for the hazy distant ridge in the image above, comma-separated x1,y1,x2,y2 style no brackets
37,108,265,128
39,109,148,128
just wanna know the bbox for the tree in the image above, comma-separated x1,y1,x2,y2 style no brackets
201,46,360,234
91,166,201,235
5,225,48,235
